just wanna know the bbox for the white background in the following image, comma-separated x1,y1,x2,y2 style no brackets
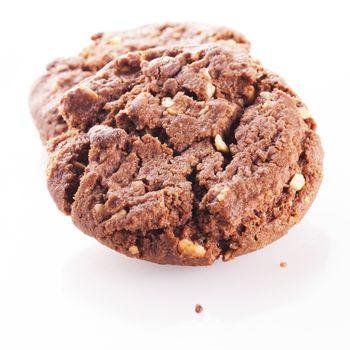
1,0,349,349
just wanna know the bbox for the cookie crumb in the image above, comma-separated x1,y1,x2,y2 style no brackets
280,261,287,268
195,304,203,314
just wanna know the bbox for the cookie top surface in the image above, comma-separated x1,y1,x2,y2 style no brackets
80,23,249,71
29,23,249,142
47,44,323,266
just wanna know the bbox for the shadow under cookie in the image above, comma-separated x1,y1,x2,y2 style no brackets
61,220,329,325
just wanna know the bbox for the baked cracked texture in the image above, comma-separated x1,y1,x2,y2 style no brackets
47,43,323,265
29,23,249,142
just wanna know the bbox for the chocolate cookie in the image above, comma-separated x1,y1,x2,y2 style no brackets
30,23,249,142
47,44,323,265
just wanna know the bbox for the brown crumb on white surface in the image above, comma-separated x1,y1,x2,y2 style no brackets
195,304,203,314
280,261,288,268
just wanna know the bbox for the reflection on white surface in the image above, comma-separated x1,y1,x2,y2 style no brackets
62,220,329,325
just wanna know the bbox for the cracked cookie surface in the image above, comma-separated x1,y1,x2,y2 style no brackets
30,23,249,142
47,44,323,265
